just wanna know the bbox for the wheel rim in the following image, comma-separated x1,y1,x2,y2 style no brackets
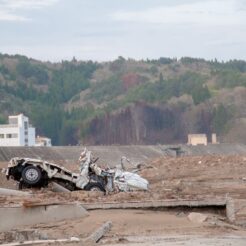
90,186,102,192
25,168,39,182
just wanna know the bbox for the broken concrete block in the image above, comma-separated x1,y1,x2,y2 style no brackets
85,221,112,243
0,188,31,197
0,204,88,232
226,198,235,222
188,212,207,223
0,237,80,246
1,229,48,243
227,198,246,226
50,182,71,193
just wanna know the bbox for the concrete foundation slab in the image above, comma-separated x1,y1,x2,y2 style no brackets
81,199,227,210
0,204,88,232
82,198,246,227
0,188,31,197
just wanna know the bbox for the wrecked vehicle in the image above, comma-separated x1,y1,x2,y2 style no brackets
5,149,149,193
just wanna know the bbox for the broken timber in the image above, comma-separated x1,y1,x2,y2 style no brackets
22,199,70,207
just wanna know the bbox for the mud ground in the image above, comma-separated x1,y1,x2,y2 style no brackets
1,155,246,245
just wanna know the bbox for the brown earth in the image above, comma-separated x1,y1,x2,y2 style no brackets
1,155,246,204
1,155,246,245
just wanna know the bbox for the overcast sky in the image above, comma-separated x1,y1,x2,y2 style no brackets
0,0,246,62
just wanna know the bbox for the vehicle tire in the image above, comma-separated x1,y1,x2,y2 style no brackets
84,182,105,193
17,181,23,190
21,166,42,185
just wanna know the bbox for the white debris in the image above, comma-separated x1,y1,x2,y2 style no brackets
188,212,208,224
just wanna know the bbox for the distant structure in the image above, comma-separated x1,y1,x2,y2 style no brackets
35,136,52,147
0,114,35,146
211,133,218,144
187,133,218,146
188,134,208,146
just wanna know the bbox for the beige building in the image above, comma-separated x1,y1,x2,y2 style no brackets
187,134,208,146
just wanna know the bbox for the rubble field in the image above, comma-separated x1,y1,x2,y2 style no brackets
1,155,246,245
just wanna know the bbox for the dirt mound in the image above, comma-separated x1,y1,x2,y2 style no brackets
0,162,16,189
141,155,246,199
1,155,246,205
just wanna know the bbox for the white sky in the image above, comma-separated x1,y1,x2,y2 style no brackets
0,0,245,62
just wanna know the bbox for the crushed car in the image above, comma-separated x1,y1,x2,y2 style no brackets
5,148,149,193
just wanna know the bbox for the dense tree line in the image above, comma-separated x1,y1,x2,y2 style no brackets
123,72,210,105
0,56,99,144
0,54,246,145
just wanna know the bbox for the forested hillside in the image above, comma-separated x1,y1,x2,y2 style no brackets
0,54,246,145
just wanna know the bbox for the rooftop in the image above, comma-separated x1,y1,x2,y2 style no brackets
0,124,18,128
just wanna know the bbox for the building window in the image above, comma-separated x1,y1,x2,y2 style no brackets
24,121,28,130
0,134,4,139
6,133,18,138
24,131,28,135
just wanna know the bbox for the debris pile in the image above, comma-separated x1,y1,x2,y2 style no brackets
1,154,246,245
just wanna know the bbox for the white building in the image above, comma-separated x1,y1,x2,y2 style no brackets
0,114,35,146
35,136,52,147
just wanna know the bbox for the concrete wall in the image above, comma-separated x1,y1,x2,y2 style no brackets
0,127,20,146
28,127,36,146
0,144,246,166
